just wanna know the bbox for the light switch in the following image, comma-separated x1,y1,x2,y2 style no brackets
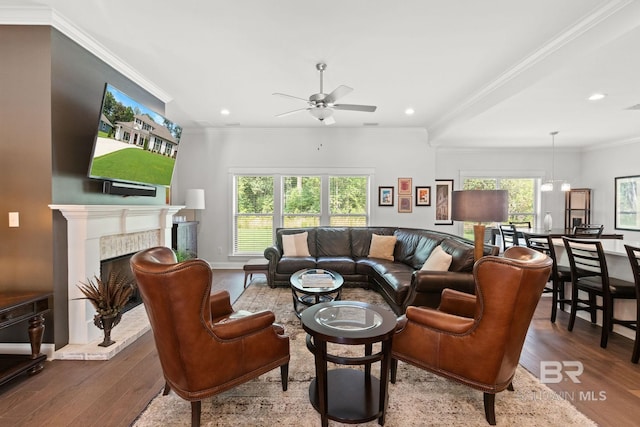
9,212,19,227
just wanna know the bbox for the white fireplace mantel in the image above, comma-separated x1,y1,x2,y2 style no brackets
50,204,183,346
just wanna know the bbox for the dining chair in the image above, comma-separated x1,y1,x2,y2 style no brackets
572,224,604,238
498,224,519,252
562,237,636,348
523,233,572,323
623,244,640,363
509,221,531,229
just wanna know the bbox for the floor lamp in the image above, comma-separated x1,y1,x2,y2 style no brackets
451,190,508,261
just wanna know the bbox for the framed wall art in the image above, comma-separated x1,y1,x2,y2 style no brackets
378,186,394,206
415,186,431,206
398,178,412,195
434,179,454,225
615,175,640,230
398,195,412,213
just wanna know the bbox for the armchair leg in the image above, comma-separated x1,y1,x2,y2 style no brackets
483,393,496,425
281,363,289,391
191,401,201,427
162,381,171,395
507,382,514,391
390,358,398,384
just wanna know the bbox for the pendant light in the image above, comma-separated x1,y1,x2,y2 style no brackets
541,131,571,192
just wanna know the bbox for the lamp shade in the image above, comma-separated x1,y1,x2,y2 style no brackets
451,190,508,223
185,189,206,210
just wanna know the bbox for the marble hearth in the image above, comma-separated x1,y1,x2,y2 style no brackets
49,204,183,360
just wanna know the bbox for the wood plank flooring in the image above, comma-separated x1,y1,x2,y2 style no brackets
0,269,638,426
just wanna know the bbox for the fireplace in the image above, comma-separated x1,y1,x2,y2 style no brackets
100,253,142,314
49,205,183,348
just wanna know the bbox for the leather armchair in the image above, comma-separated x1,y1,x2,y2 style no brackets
391,246,552,425
130,247,290,427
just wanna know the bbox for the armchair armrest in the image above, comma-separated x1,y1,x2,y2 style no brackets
210,290,234,320
405,306,475,335
438,289,477,318
211,310,277,340
403,271,476,310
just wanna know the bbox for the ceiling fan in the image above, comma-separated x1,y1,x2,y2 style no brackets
273,63,377,125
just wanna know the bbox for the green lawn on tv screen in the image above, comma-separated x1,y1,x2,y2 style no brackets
90,148,174,186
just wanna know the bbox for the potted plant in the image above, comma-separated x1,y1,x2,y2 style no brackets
76,271,135,347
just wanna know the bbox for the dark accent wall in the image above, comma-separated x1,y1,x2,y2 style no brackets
0,25,167,349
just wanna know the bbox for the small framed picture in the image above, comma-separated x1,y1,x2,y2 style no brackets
398,195,412,213
378,186,394,206
415,186,431,206
435,179,454,225
398,178,412,195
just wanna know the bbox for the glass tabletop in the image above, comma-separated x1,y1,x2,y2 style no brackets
314,304,383,331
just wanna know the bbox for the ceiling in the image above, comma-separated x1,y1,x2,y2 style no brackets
4,0,640,148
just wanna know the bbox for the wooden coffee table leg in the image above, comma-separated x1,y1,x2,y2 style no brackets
27,314,45,374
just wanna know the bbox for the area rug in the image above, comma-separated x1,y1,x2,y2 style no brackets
133,282,596,427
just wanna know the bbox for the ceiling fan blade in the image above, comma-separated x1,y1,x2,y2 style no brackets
273,92,309,102
333,104,377,112
324,85,353,104
276,107,309,117
323,116,336,125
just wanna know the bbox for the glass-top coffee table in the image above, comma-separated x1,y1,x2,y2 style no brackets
301,301,397,427
290,268,344,318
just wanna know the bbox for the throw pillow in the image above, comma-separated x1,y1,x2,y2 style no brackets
368,234,397,261
420,245,453,271
282,232,311,257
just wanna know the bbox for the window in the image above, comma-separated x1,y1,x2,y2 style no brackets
461,177,536,240
234,176,274,254
233,173,369,255
283,176,321,227
329,176,368,226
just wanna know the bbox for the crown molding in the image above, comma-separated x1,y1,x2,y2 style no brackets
0,6,172,103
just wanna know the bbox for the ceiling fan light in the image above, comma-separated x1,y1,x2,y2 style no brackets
561,182,571,191
541,182,553,192
309,107,333,120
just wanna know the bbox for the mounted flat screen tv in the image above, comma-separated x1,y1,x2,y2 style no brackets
88,83,182,189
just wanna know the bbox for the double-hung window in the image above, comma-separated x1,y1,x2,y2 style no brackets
233,173,370,255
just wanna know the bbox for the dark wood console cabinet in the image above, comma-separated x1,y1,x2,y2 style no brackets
0,291,51,388
172,221,198,258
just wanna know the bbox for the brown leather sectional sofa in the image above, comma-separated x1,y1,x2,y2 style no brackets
263,226,499,314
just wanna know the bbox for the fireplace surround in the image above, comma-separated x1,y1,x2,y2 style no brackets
50,205,183,357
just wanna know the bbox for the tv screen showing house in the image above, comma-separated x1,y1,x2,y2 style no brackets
88,83,182,187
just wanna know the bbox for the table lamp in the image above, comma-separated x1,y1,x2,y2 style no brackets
451,190,508,261
185,189,206,221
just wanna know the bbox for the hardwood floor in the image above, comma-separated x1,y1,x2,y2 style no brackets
0,269,638,426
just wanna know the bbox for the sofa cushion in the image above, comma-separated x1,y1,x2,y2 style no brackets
440,238,475,272
316,256,356,275
276,257,316,274
420,245,453,271
393,229,422,265
317,228,351,257
282,232,311,257
368,234,397,261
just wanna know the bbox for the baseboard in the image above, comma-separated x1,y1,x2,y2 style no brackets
0,343,56,360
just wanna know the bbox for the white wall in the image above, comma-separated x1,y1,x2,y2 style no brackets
175,127,440,266
176,127,638,266
582,140,640,241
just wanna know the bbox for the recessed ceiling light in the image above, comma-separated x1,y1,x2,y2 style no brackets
587,93,607,101
220,109,230,115
405,108,415,115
